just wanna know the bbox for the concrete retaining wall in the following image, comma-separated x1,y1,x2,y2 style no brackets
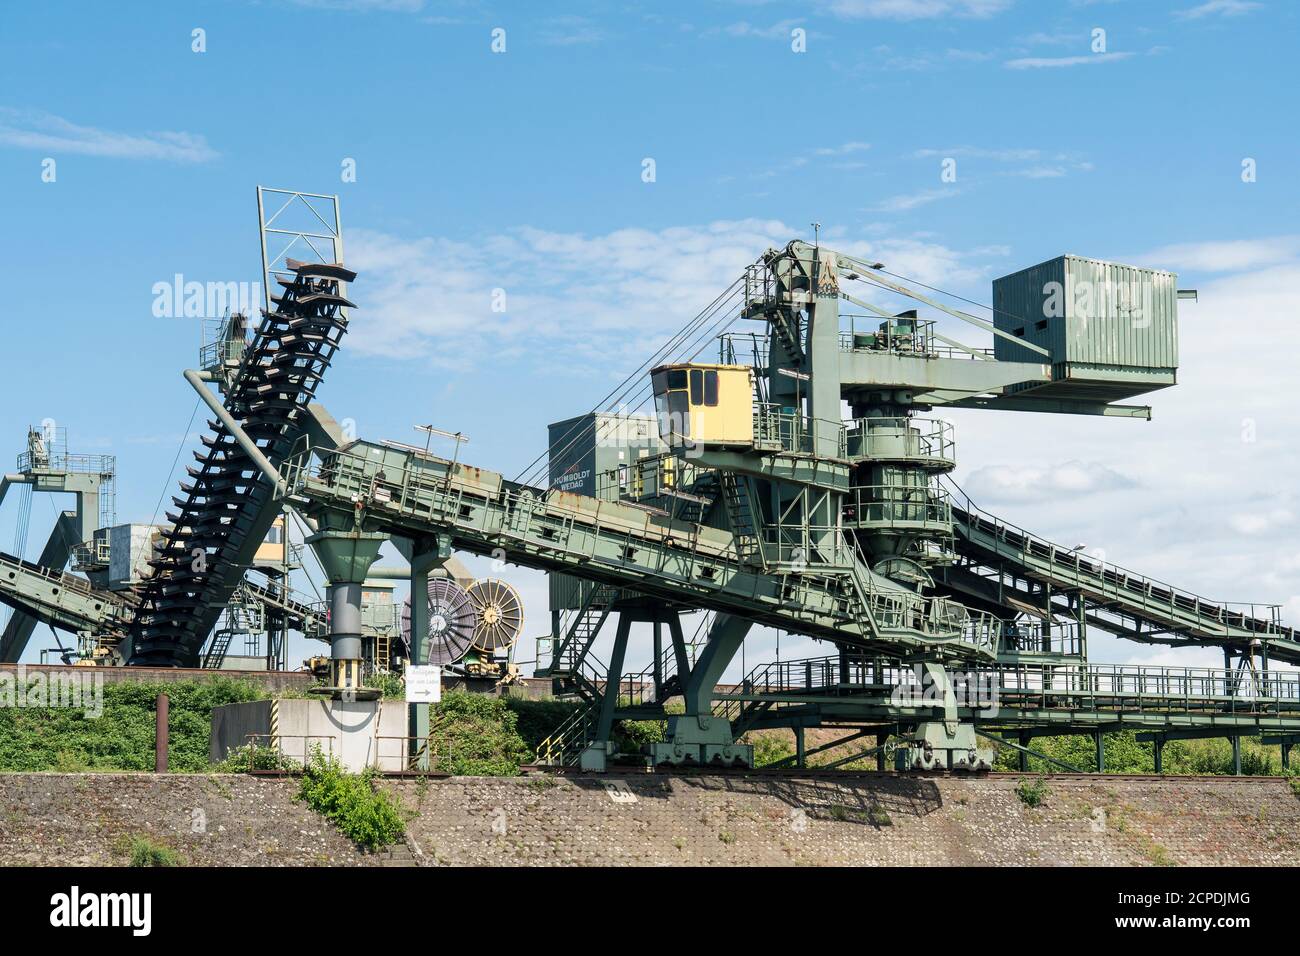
1,772,1296,867
210,698,407,771
382,773,1300,867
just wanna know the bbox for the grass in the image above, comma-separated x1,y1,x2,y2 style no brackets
1016,776,1050,808
296,749,407,852
114,834,181,867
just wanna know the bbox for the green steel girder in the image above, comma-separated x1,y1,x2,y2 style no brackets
0,550,130,639
713,695,1300,739
0,512,83,661
949,502,1300,663
710,651,1300,743
691,448,850,493
282,439,993,663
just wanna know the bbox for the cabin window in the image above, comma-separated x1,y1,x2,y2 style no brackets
703,370,719,406
666,369,688,390
689,368,704,405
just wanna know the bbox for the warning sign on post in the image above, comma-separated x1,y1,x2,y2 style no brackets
405,665,442,704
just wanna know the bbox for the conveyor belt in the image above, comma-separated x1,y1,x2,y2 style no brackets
0,549,131,637
944,480,1300,665
127,260,354,665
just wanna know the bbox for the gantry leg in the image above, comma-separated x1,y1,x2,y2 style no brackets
649,613,753,767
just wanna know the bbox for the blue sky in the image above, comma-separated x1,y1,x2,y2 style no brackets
1,0,1298,672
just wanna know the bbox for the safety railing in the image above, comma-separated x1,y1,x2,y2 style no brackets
752,403,847,458
715,656,1300,710
17,450,116,476
71,537,112,570
843,483,953,532
995,662,1300,708
998,620,1083,657
945,476,1288,638
844,417,955,467
241,733,338,767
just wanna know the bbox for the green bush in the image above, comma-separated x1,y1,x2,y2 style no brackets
1016,776,1050,808
503,696,581,755
116,835,181,867
992,730,1286,776
749,733,795,768
430,692,531,775
215,743,297,773
0,676,266,772
296,749,406,851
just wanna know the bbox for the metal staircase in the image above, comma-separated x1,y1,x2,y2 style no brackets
128,260,354,666
719,473,762,566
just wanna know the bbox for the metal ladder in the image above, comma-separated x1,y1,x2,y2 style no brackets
720,473,763,566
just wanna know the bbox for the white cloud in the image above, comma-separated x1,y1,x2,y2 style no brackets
345,220,999,370
1175,0,1262,19
288,0,425,10
1137,236,1300,273
539,16,605,45
913,146,1042,160
1229,508,1294,536
815,141,872,156
722,19,807,39
1005,52,1135,69
0,108,216,163
871,187,960,212
963,460,1136,504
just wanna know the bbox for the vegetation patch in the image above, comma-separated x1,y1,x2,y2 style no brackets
296,750,406,851
430,692,531,775
994,729,1288,776
215,742,299,773
1016,777,1050,808
0,677,265,772
114,834,181,867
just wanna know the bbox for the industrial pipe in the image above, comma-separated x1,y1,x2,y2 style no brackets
183,369,286,495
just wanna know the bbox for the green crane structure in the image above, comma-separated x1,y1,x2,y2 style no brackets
0,426,114,662
4,195,1295,777
266,240,1300,772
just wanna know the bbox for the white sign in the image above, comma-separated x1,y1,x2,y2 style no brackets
406,665,442,704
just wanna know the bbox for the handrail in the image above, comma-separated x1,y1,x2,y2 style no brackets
721,654,1300,705
944,475,1285,629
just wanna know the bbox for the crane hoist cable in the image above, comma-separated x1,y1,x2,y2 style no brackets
520,285,746,488
514,277,745,487
512,277,742,484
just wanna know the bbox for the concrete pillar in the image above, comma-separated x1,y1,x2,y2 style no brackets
1018,732,1029,772
1094,731,1105,774
1232,736,1242,776
1282,742,1291,771
1154,738,1164,774
795,725,806,769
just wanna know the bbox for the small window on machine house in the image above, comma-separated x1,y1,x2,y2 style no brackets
703,370,719,406
689,369,704,405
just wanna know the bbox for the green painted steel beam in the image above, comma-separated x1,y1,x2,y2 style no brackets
283,439,995,663
0,550,130,641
